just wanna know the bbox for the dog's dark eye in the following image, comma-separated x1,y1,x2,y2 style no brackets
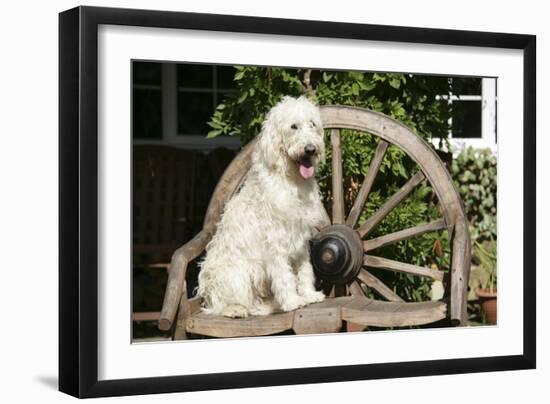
291,124,298,130
311,120,316,127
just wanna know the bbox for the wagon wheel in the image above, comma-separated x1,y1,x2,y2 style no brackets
159,105,471,338
309,105,470,327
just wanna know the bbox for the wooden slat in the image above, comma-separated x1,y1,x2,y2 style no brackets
357,171,426,238
363,219,446,251
173,295,202,340
188,297,356,337
187,296,202,315
348,281,365,297
286,296,359,335
134,154,149,246
183,296,446,335
132,311,160,322
346,140,389,228
186,311,294,338
293,307,342,334
357,268,404,302
450,218,471,325
342,297,447,327
345,322,367,332
342,296,376,332
306,296,355,309
145,263,170,271
334,283,347,297
322,282,335,297
331,129,345,224
150,158,163,246
187,155,197,229
342,295,375,311
363,255,444,281
343,296,374,332
164,154,178,244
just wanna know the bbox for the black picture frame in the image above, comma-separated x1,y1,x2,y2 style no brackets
59,5,536,398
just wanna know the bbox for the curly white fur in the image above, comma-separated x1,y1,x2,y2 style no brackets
197,96,328,318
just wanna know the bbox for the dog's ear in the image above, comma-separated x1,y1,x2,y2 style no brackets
255,107,286,171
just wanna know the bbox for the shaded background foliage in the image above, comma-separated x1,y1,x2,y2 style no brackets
451,147,497,242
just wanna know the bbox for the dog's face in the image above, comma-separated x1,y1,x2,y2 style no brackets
259,96,325,180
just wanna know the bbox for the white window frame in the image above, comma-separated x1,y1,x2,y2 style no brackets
433,77,497,153
132,63,242,151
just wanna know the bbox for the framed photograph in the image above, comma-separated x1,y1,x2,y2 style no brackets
59,6,536,398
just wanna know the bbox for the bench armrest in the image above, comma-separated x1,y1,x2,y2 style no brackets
158,227,214,331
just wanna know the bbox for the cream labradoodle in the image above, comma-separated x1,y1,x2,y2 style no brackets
197,96,328,318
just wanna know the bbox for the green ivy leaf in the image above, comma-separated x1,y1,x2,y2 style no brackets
389,77,401,89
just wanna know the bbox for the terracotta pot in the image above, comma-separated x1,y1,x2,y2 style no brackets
476,288,497,325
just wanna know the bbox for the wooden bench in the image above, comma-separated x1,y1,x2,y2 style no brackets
158,105,471,339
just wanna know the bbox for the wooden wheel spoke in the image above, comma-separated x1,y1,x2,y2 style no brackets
363,255,444,281
334,283,347,297
363,218,446,251
346,140,389,228
331,129,345,224
322,282,335,297
357,268,404,302
348,281,365,297
357,171,425,238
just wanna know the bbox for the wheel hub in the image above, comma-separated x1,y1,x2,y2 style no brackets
310,224,363,284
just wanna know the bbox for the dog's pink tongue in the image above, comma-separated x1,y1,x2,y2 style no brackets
299,164,314,179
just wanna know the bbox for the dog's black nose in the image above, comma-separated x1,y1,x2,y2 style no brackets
304,144,316,155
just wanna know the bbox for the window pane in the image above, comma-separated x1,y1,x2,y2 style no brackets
132,89,162,139
177,64,213,88
452,77,481,95
216,65,238,89
133,62,162,86
419,75,450,92
452,101,481,138
177,92,213,134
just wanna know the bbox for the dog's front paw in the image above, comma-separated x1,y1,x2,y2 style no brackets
221,305,249,318
280,296,307,312
302,290,325,305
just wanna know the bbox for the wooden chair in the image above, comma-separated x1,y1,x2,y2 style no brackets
132,145,200,322
158,105,471,339
132,145,237,324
